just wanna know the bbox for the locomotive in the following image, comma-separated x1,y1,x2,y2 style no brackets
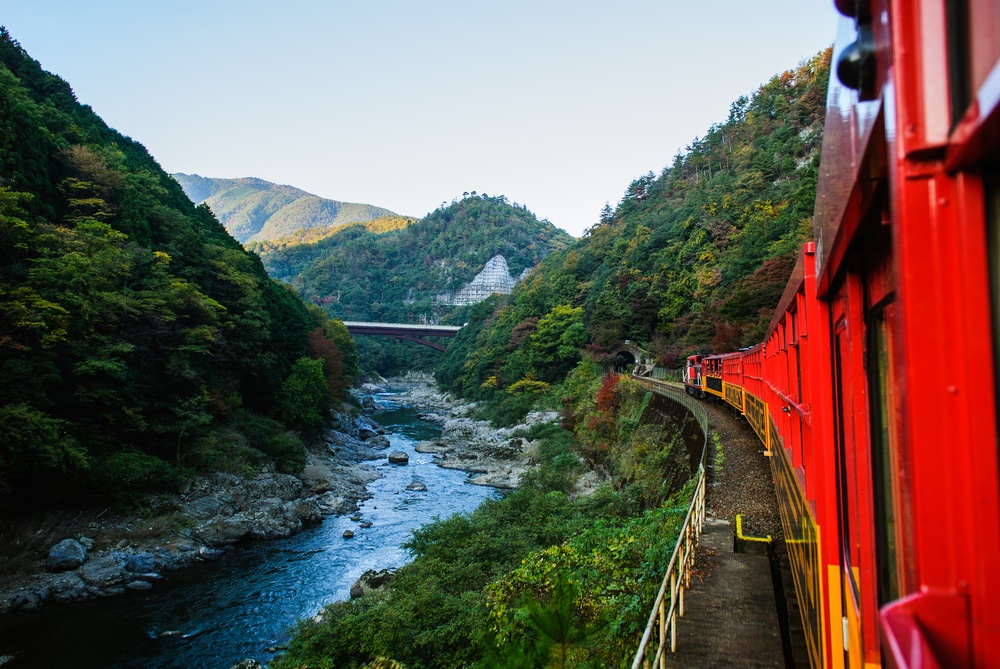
681,1,1000,667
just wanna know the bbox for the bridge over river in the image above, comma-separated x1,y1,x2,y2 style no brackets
342,321,462,352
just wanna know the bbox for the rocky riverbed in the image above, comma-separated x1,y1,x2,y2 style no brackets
1,386,505,669
371,372,584,490
0,374,566,618
0,411,393,614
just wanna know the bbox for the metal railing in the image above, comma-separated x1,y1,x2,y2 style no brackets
630,377,710,668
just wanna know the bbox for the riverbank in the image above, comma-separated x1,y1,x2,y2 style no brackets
0,397,500,669
0,411,390,615
0,375,544,618
267,371,688,669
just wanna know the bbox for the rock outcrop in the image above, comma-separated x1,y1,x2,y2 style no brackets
349,568,395,599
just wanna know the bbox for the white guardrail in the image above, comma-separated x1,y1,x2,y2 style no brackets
630,378,709,669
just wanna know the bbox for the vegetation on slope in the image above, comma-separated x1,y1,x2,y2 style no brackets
173,173,399,243
273,370,697,669
251,215,417,251
253,193,575,375
0,29,355,506
438,49,831,424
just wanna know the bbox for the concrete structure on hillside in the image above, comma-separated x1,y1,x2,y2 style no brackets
437,255,518,306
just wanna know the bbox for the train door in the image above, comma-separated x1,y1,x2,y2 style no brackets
829,264,876,669
860,224,905,623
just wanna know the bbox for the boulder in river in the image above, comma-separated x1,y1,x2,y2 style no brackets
343,529,355,539
366,435,391,450
228,661,266,669
388,451,409,465
349,568,395,599
125,552,156,573
46,539,87,572
357,427,379,441
414,440,448,454
405,479,428,492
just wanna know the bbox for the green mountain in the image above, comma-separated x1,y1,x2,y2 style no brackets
438,49,831,424
251,195,574,374
172,173,399,244
254,194,574,322
0,28,354,504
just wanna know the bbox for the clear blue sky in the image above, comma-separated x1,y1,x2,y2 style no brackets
2,1,839,236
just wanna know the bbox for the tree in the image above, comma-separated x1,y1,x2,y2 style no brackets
276,357,328,431
526,305,586,380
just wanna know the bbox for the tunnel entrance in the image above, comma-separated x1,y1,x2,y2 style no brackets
613,350,636,372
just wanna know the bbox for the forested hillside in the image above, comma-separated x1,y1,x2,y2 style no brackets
252,195,574,374
173,173,399,243
439,49,831,424
255,194,573,322
0,29,354,506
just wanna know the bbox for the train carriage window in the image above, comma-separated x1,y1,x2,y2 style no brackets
945,0,971,128
988,167,1000,457
795,340,803,404
833,318,862,603
867,304,901,605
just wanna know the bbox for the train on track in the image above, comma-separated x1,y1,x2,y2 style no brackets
680,1,1000,667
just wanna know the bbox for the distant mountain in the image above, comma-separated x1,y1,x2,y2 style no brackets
249,194,573,375
172,173,399,243
251,194,574,324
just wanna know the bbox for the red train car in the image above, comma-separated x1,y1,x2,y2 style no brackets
699,1,1000,667
683,354,704,397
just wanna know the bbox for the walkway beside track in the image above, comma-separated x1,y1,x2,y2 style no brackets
635,378,788,668
668,518,784,668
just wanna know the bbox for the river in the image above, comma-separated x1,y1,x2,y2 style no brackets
0,392,497,668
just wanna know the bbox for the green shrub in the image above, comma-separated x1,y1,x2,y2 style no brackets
94,451,179,500
185,412,307,475
0,403,87,495
276,357,329,431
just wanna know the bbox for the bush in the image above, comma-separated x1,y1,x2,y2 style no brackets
0,403,87,495
94,451,179,500
185,411,307,475
276,357,329,431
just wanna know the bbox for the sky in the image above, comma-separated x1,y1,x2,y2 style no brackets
1,1,840,237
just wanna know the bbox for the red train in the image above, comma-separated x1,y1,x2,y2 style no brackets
683,1,1000,667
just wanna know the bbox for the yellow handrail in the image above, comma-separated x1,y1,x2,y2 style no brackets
630,377,709,669
631,465,706,669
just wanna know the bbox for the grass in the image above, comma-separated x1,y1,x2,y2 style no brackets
0,510,88,579
713,432,725,472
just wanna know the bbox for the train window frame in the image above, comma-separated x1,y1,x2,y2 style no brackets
987,166,1000,470
865,298,902,607
833,315,863,606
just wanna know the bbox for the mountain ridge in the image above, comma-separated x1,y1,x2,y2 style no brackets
173,173,398,243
